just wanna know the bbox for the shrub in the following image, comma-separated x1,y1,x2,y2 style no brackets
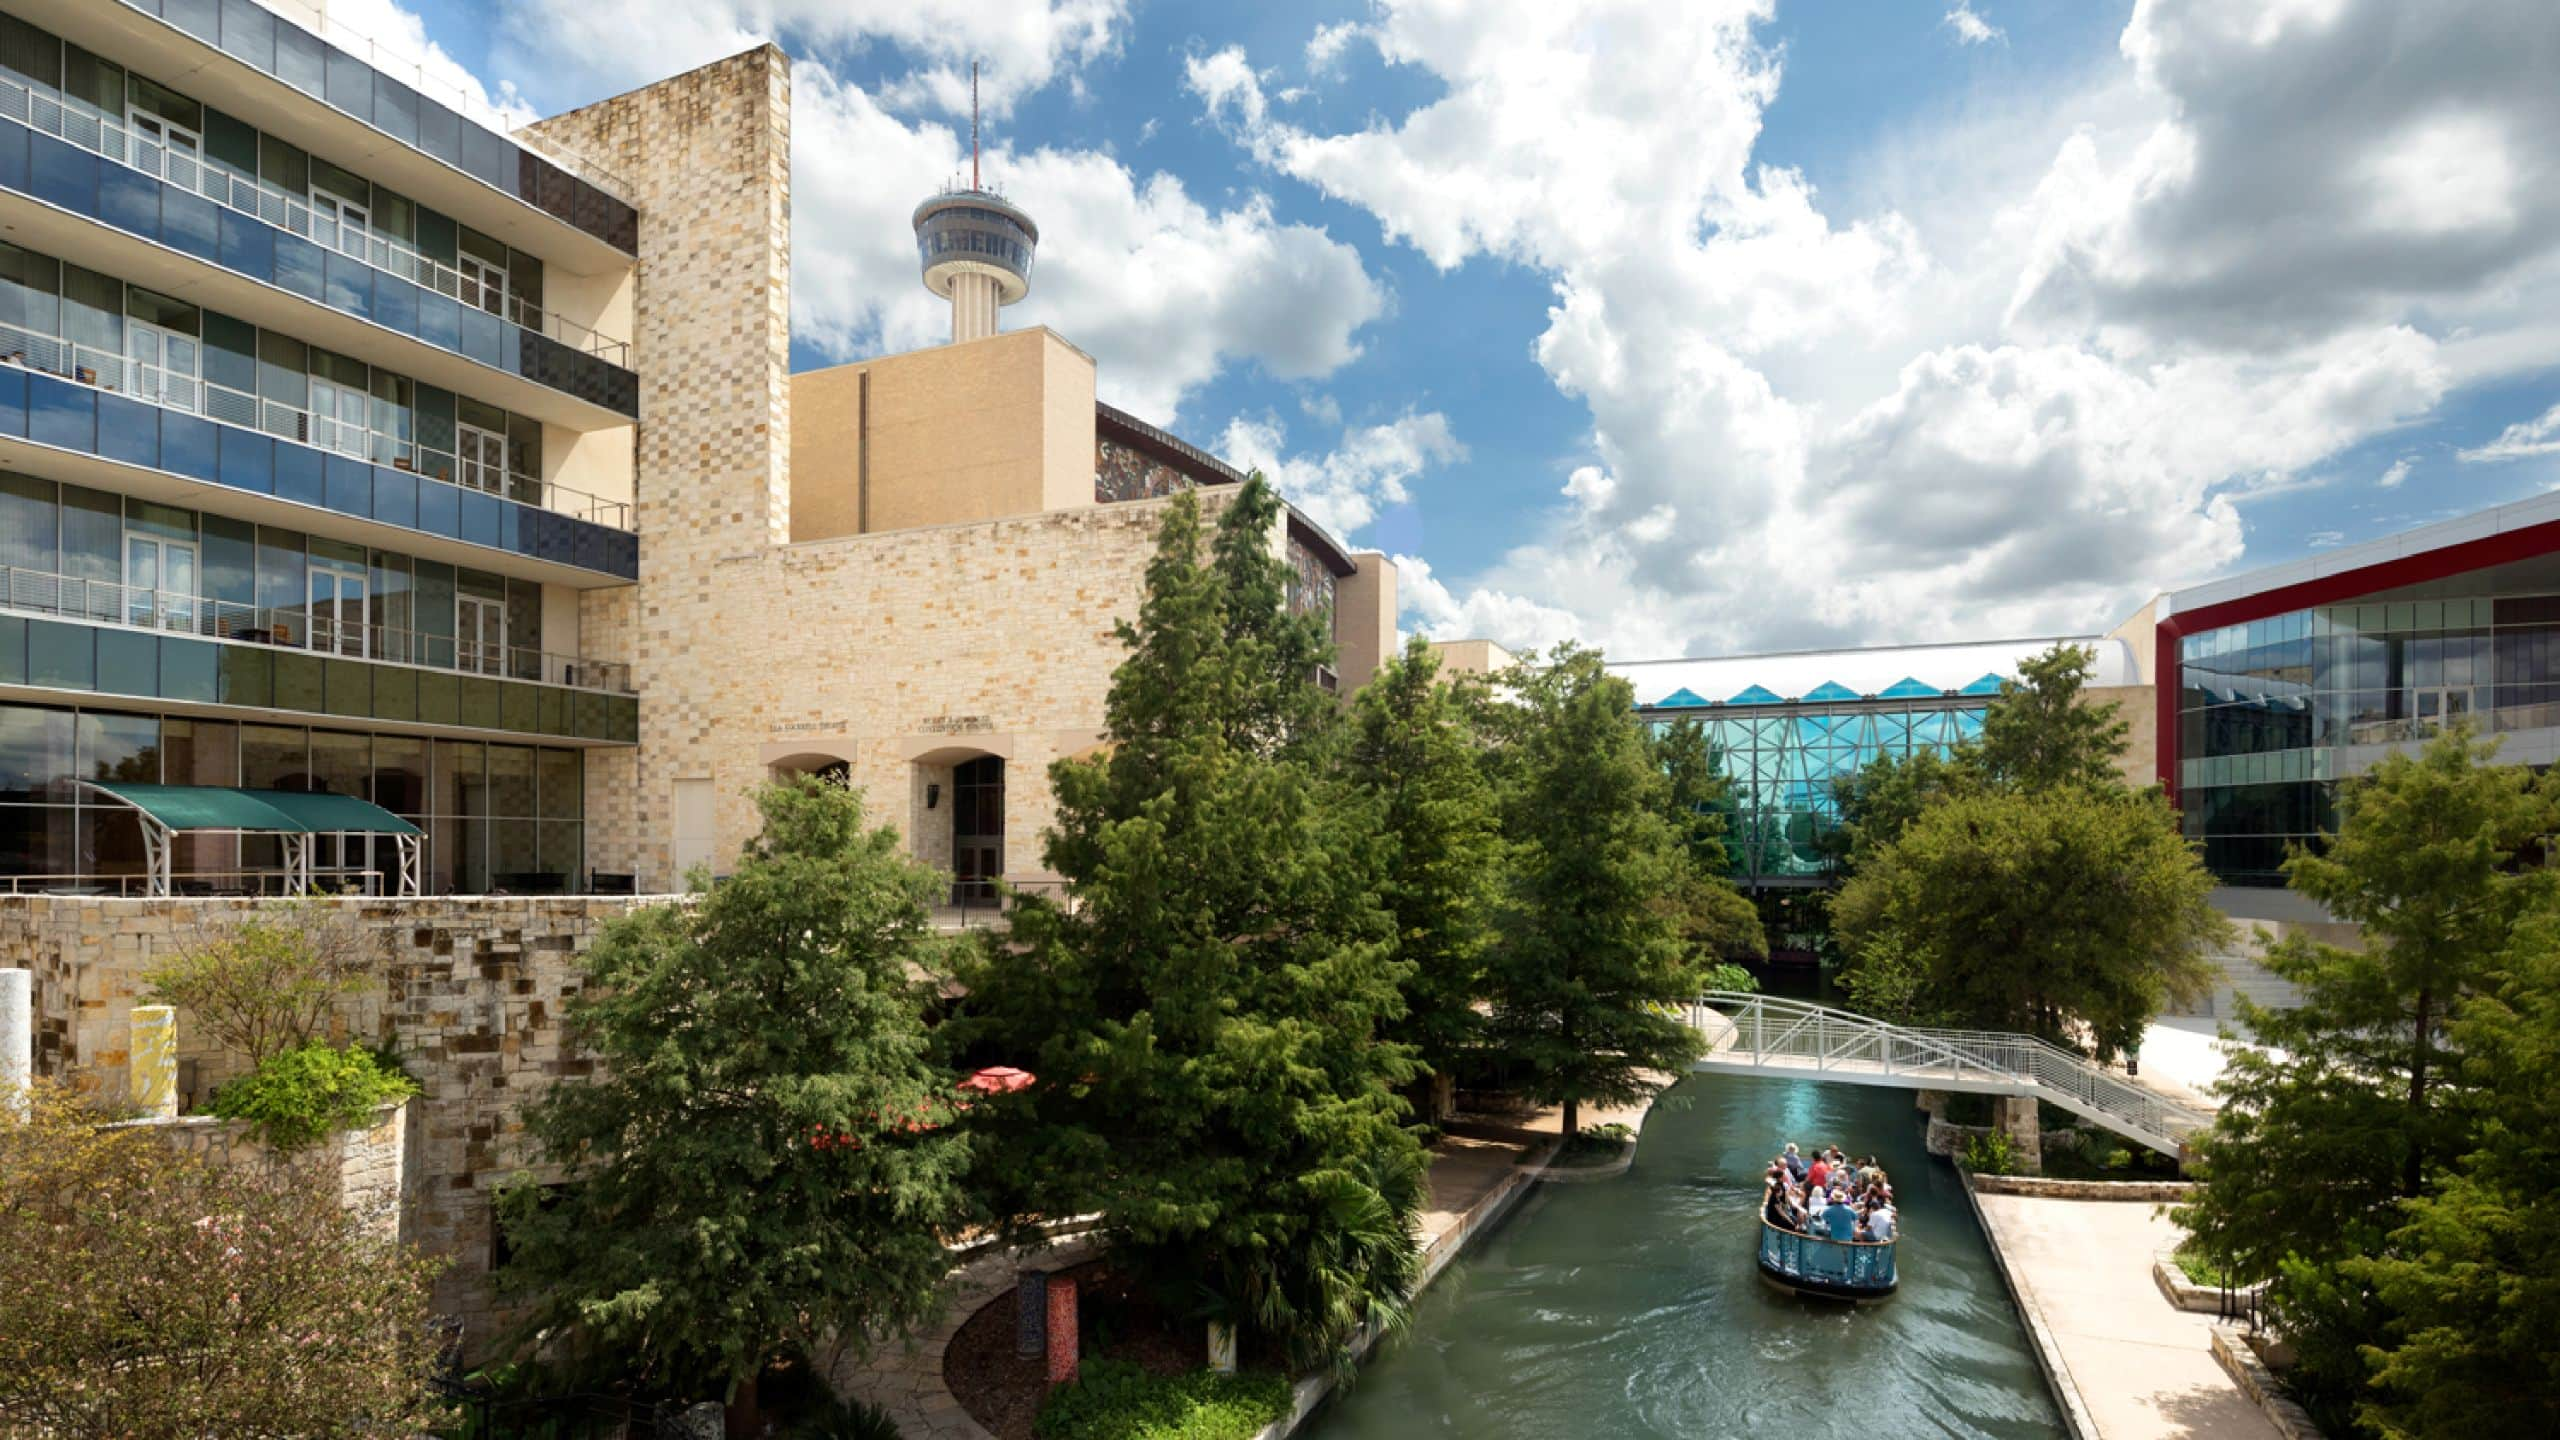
145,899,376,1064
788,1395,903,1440
211,1041,417,1152
1960,1131,2018,1176
1034,1360,1291,1440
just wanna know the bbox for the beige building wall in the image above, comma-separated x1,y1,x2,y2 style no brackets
523,45,797,887
792,328,1100,542
2086,683,2160,792
1428,639,1517,678
1334,550,1398,692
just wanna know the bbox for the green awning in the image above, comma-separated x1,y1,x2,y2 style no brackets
84,783,422,837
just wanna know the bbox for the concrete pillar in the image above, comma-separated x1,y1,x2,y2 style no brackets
1996,1094,2042,1176
129,1004,178,1121
1208,1321,1237,1376
1,969,29,1117
1044,1273,1078,1386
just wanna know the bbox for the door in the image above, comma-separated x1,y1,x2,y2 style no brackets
457,422,506,495
311,187,369,257
951,756,1004,903
124,534,197,633
127,106,200,187
458,594,505,675
308,558,367,657
124,321,200,412
310,376,370,457
458,252,508,318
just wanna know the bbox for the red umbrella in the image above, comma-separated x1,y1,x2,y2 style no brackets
960,1065,1036,1095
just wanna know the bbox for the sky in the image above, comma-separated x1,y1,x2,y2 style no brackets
332,0,2560,662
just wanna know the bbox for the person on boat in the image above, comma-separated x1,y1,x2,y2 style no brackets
1782,1143,1807,1181
1823,1189,1859,1241
1864,1203,1897,1244
1803,1184,1829,1231
1806,1152,1830,1191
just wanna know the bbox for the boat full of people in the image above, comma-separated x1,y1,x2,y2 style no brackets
1756,1142,1899,1301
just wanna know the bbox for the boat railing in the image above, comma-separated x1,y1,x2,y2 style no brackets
1757,1218,1898,1292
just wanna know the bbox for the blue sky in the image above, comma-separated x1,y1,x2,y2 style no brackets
367,0,2560,659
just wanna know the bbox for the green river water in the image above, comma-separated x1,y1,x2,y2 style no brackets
1302,1072,2067,1439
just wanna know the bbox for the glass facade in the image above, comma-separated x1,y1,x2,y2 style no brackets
93,2,637,253
1644,688,1993,886
2177,593,2560,884
0,700,586,893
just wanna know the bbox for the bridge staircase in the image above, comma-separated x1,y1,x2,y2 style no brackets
1684,992,2214,1158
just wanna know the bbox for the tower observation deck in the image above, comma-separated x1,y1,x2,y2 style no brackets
914,63,1039,344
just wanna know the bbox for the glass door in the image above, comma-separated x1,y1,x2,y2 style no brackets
311,188,369,258
124,534,198,633
458,252,508,318
308,559,368,658
124,321,201,412
310,376,371,457
127,106,200,188
456,422,506,494
458,594,505,675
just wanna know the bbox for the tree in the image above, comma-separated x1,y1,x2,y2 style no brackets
951,480,1424,1375
1830,743,1982,869
498,777,974,1431
1479,645,1705,1138
2349,904,2560,1438
0,1081,444,1439
2176,729,2560,1432
144,898,377,1065
1830,786,2223,1055
1343,635,1506,1098
1647,717,1766,978
1976,642,2130,793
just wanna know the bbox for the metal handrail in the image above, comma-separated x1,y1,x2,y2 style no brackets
0,869,383,896
241,0,633,201
1690,991,2213,1154
0,74,630,363
0,563,635,694
0,318,633,530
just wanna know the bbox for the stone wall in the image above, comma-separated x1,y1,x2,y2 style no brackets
123,1100,413,1243
6,893,655,1345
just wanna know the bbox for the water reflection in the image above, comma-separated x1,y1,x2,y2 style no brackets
1305,1074,2065,1439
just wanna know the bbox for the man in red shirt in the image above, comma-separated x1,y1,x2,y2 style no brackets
1807,1154,1830,1191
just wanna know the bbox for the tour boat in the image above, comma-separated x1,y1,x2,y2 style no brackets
1755,1200,1899,1302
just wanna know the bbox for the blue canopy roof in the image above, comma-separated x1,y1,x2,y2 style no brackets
1726,683,1785,705
1876,676,1941,699
1654,687,1711,707
1802,680,1862,702
1960,673,2009,696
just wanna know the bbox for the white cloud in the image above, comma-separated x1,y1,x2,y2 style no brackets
1195,0,2558,658
2459,401,2560,462
2378,457,2412,487
306,0,538,128
1306,21,1368,75
1215,411,1464,538
490,0,1124,116
1396,556,1586,656
1943,3,2005,46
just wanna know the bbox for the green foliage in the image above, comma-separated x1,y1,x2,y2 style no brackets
951,479,1424,1377
1647,718,1768,965
2177,730,2560,1436
1034,1361,1291,1440
144,898,376,1065
208,1040,416,1152
786,1395,905,1440
1478,645,1706,1137
2170,1241,2229,1291
1831,744,1983,872
1976,642,2130,794
1959,1130,2018,1176
497,777,974,1402
1343,635,1506,1083
1831,786,2224,1053
0,1080,446,1436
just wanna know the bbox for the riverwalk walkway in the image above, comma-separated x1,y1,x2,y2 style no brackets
1972,1191,2281,1440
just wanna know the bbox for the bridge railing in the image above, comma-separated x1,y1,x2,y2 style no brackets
1690,992,2212,1151
1758,1219,1897,1292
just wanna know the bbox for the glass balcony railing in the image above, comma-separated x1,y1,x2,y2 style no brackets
0,75,628,364
0,316,632,530
0,564,635,694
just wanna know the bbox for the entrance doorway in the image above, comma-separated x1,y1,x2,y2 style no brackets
951,756,1004,903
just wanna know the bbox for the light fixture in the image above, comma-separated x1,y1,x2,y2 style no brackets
926,783,941,810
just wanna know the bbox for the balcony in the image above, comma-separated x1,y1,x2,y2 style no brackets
0,79,637,427
0,321,637,586
17,0,638,267
0,567,639,745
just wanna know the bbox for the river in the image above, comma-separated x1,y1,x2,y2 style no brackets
1303,1073,2067,1439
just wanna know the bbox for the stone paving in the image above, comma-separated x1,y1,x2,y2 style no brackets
1973,1191,2283,1440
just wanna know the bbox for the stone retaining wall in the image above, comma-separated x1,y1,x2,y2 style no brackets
2212,1324,2326,1439
1968,1174,2196,1201
7,892,665,1344
115,1100,411,1243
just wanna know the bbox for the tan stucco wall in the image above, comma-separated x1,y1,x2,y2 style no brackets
791,328,1100,542
2087,682,2159,791
1428,639,1517,678
1335,550,1399,692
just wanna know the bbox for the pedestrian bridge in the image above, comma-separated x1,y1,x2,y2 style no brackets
1682,992,2213,1159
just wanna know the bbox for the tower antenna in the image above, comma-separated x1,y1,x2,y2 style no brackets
970,61,980,191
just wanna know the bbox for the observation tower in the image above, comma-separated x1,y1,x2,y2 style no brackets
913,63,1039,344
